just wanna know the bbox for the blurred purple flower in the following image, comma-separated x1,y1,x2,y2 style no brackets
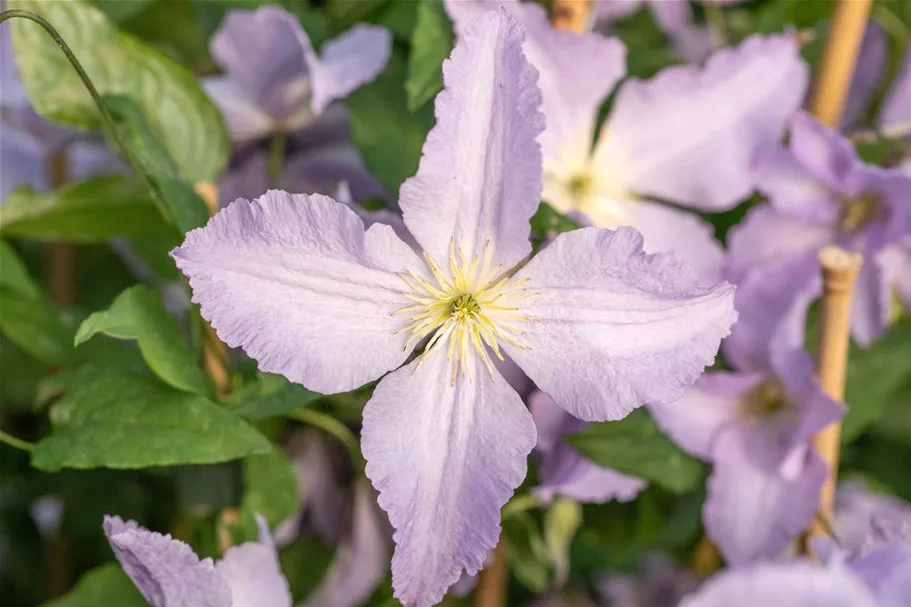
172,10,736,605
651,337,843,564
446,0,807,282
103,514,291,607
205,6,391,143
726,112,911,358
597,553,699,607
834,480,911,553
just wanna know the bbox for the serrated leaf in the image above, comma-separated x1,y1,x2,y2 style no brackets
75,285,212,397
0,288,75,365
0,240,40,298
9,0,229,182
347,51,434,194
31,366,271,471
103,94,211,234
230,372,322,419
567,410,704,494
241,447,299,529
41,563,146,607
0,177,168,241
405,1,452,111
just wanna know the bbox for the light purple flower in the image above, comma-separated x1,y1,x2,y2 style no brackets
596,553,699,607
446,1,806,283
879,47,911,143
205,6,391,143
530,391,646,505
726,112,911,355
652,339,843,564
103,514,291,607
172,10,735,605
834,480,911,553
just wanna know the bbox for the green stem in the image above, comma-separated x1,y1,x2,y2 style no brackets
267,132,287,189
502,492,539,519
0,428,35,452
0,10,158,205
287,408,365,473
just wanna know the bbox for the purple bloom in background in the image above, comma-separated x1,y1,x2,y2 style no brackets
834,480,911,553
651,328,843,564
880,48,911,146
171,9,736,605
103,514,291,607
205,6,391,143
530,390,646,505
597,553,699,607
726,112,911,360
447,0,806,283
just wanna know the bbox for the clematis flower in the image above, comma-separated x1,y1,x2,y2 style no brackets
834,480,911,554
446,0,807,283
530,390,646,504
103,514,291,607
205,6,391,144
725,111,911,362
172,10,736,605
651,326,844,564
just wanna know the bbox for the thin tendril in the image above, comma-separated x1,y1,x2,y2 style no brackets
0,429,34,452
0,10,158,204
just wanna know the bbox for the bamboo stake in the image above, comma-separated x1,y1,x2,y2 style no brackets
551,0,593,33
193,181,231,397
809,0,873,127
805,247,862,548
46,150,75,307
473,537,508,607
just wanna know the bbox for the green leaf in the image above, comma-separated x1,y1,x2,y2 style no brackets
405,1,452,111
503,510,551,593
281,537,335,603
0,177,169,241
31,366,271,471
543,497,582,587
104,94,211,234
842,319,911,442
75,285,212,397
530,202,581,250
0,289,75,366
347,52,434,193
10,0,229,182
567,409,704,494
90,0,154,23
0,240,40,298
230,372,322,419
241,447,299,528
41,563,146,607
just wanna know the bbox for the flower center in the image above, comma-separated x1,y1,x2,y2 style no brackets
394,241,534,383
739,379,790,421
567,173,593,199
839,192,881,233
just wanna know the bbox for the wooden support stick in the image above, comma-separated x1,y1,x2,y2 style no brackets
473,537,508,607
46,150,76,307
551,0,593,33
809,0,873,127
805,247,862,548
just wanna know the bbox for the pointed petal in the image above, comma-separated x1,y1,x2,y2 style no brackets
679,562,878,607
507,227,736,422
850,251,892,346
530,392,645,504
309,24,392,114
216,515,291,607
752,145,840,224
852,546,911,606
210,6,312,123
842,23,887,128
400,7,544,269
648,0,692,34
203,76,275,143
786,112,861,191
624,200,725,283
650,371,761,460
103,516,231,607
596,33,808,211
172,190,422,394
704,428,827,565
880,47,911,136
304,482,392,607
362,352,536,607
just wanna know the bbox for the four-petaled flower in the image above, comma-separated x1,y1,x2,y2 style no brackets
173,9,736,606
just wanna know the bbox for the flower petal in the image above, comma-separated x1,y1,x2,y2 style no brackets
362,352,536,607
704,427,827,565
0,125,47,199
216,515,291,607
103,516,231,607
308,24,392,114
849,253,891,346
624,200,726,283
172,190,422,394
530,392,646,504
400,7,544,269
879,47,911,136
203,76,275,143
508,227,736,422
787,112,861,191
596,33,808,211
679,561,878,607
751,145,840,224
648,0,692,35
210,6,312,124
842,23,887,128
650,371,761,460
